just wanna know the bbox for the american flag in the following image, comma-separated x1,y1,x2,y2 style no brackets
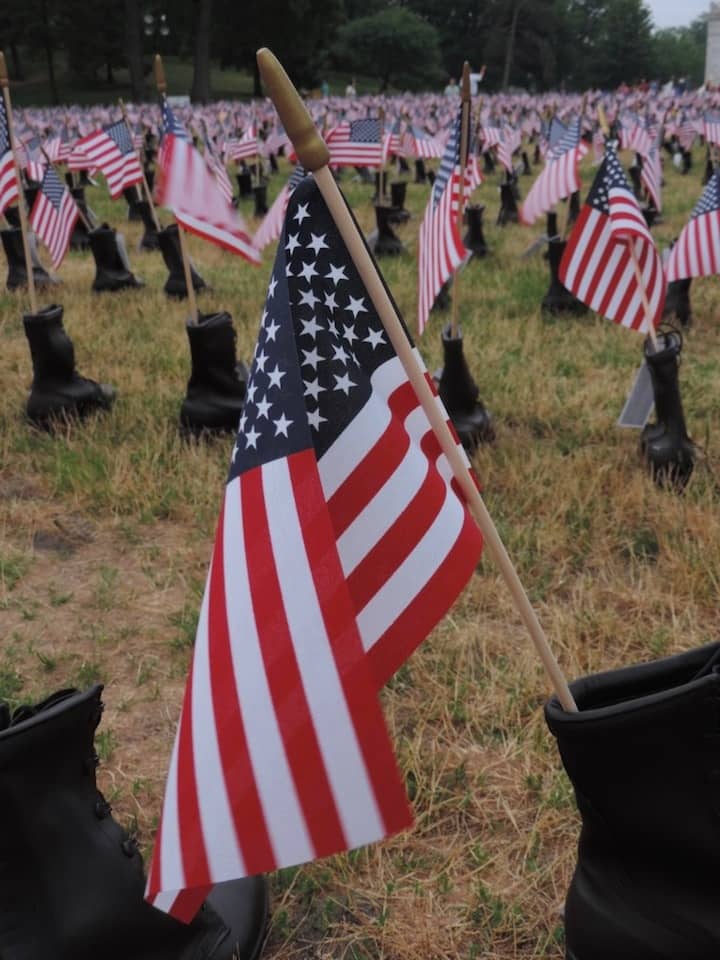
252,163,306,252
45,125,73,164
74,120,143,198
326,119,383,167
640,144,662,212
560,143,665,333
704,111,720,147
157,98,260,264
417,109,469,334
18,133,46,184
145,173,481,920
666,170,720,281
677,112,697,152
202,126,234,205
0,97,19,217
29,165,79,269
482,124,513,174
226,124,258,162
400,125,443,160
521,115,588,225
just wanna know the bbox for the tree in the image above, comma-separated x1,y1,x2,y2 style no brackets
190,0,213,102
124,0,145,100
650,21,706,86
332,7,443,92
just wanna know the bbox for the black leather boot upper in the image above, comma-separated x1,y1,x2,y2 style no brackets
546,642,720,960
89,224,143,292
158,224,207,299
23,304,116,426
463,204,488,257
180,311,247,434
437,324,494,452
1,227,54,290
0,685,268,960
542,240,587,315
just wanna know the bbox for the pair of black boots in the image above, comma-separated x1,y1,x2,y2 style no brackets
547,640,720,959
0,683,268,958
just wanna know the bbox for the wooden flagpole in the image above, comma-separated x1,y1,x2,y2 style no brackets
0,52,38,314
597,104,658,351
256,47,577,713
154,54,198,325
378,106,386,202
118,98,161,231
450,62,471,339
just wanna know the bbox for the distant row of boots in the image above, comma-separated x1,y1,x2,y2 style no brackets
1,222,205,299
22,305,246,437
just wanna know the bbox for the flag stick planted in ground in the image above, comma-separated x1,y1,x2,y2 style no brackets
154,54,199,325
256,46,577,713
119,98,161,231
450,62,471,339
0,52,38,314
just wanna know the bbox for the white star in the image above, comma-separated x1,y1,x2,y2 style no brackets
308,232,329,254
285,262,295,278
255,350,268,372
293,202,310,224
231,442,240,461
308,408,327,431
301,316,323,338
324,291,338,312
304,378,325,401
265,318,280,341
302,347,322,369
328,318,339,337
325,263,347,285
343,323,358,345
364,328,385,349
256,396,272,419
267,364,286,389
332,343,349,364
245,425,261,449
298,288,320,309
246,382,258,403
285,233,301,254
268,276,278,298
274,412,292,437
334,372,356,395
239,412,248,433
261,307,268,325
346,295,367,318
299,260,318,282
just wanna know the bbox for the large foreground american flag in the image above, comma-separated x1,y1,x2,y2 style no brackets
29,165,79,269
146,174,482,920
74,120,143,198
521,116,588,225
560,143,664,333
666,169,720,281
157,98,260,264
417,108,469,334
0,98,19,217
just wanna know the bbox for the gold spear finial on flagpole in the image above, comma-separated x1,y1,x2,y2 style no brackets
0,51,38,314
154,54,167,95
256,47,577,712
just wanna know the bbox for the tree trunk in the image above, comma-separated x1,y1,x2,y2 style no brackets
253,58,262,98
124,0,145,100
40,0,58,105
502,0,523,91
190,0,213,103
10,43,24,81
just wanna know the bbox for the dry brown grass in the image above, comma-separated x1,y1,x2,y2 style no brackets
2,146,720,959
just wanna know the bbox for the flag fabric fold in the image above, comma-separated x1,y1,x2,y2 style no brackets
146,173,482,920
326,119,383,168
560,142,665,333
666,169,720,282
0,98,19,217
521,116,588,225
74,120,143,198
29,165,79,269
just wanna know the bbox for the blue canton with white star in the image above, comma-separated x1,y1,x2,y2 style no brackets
0,99,10,155
587,143,632,214
432,110,462,208
350,119,381,143
41,166,66,211
105,120,136,156
691,170,720,220
228,176,399,481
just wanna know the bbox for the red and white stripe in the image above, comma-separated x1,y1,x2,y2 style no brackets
666,210,720,282
226,126,258,161
0,150,19,216
146,447,414,920
560,203,665,333
417,167,468,335
640,151,662,212
29,185,78,270
521,142,588,225
252,182,291,252
73,129,142,198
326,123,383,168
157,134,260,264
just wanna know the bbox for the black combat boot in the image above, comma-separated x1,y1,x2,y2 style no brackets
482,151,495,175
89,224,143,292
435,324,494,454
237,169,253,198
22,304,116,427
372,171,388,203
180,311,247,435
366,204,405,256
136,200,160,251
414,158,427,184
521,150,532,175
662,277,692,328
1,227,56,291
0,684,269,959
253,184,269,218
545,641,720,960
542,239,587,315
463,204,488,257
682,149,692,175
640,330,695,490
123,185,143,221
388,181,411,224
68,186,96,251
497,179,519,225
431,280,452,313
567,190,581,227
158,223,207,299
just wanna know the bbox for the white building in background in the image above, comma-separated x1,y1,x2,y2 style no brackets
706,2,720,85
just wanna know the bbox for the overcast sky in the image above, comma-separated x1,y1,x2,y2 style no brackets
646,0,710,29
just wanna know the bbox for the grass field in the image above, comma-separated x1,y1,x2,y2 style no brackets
2,145,720,958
